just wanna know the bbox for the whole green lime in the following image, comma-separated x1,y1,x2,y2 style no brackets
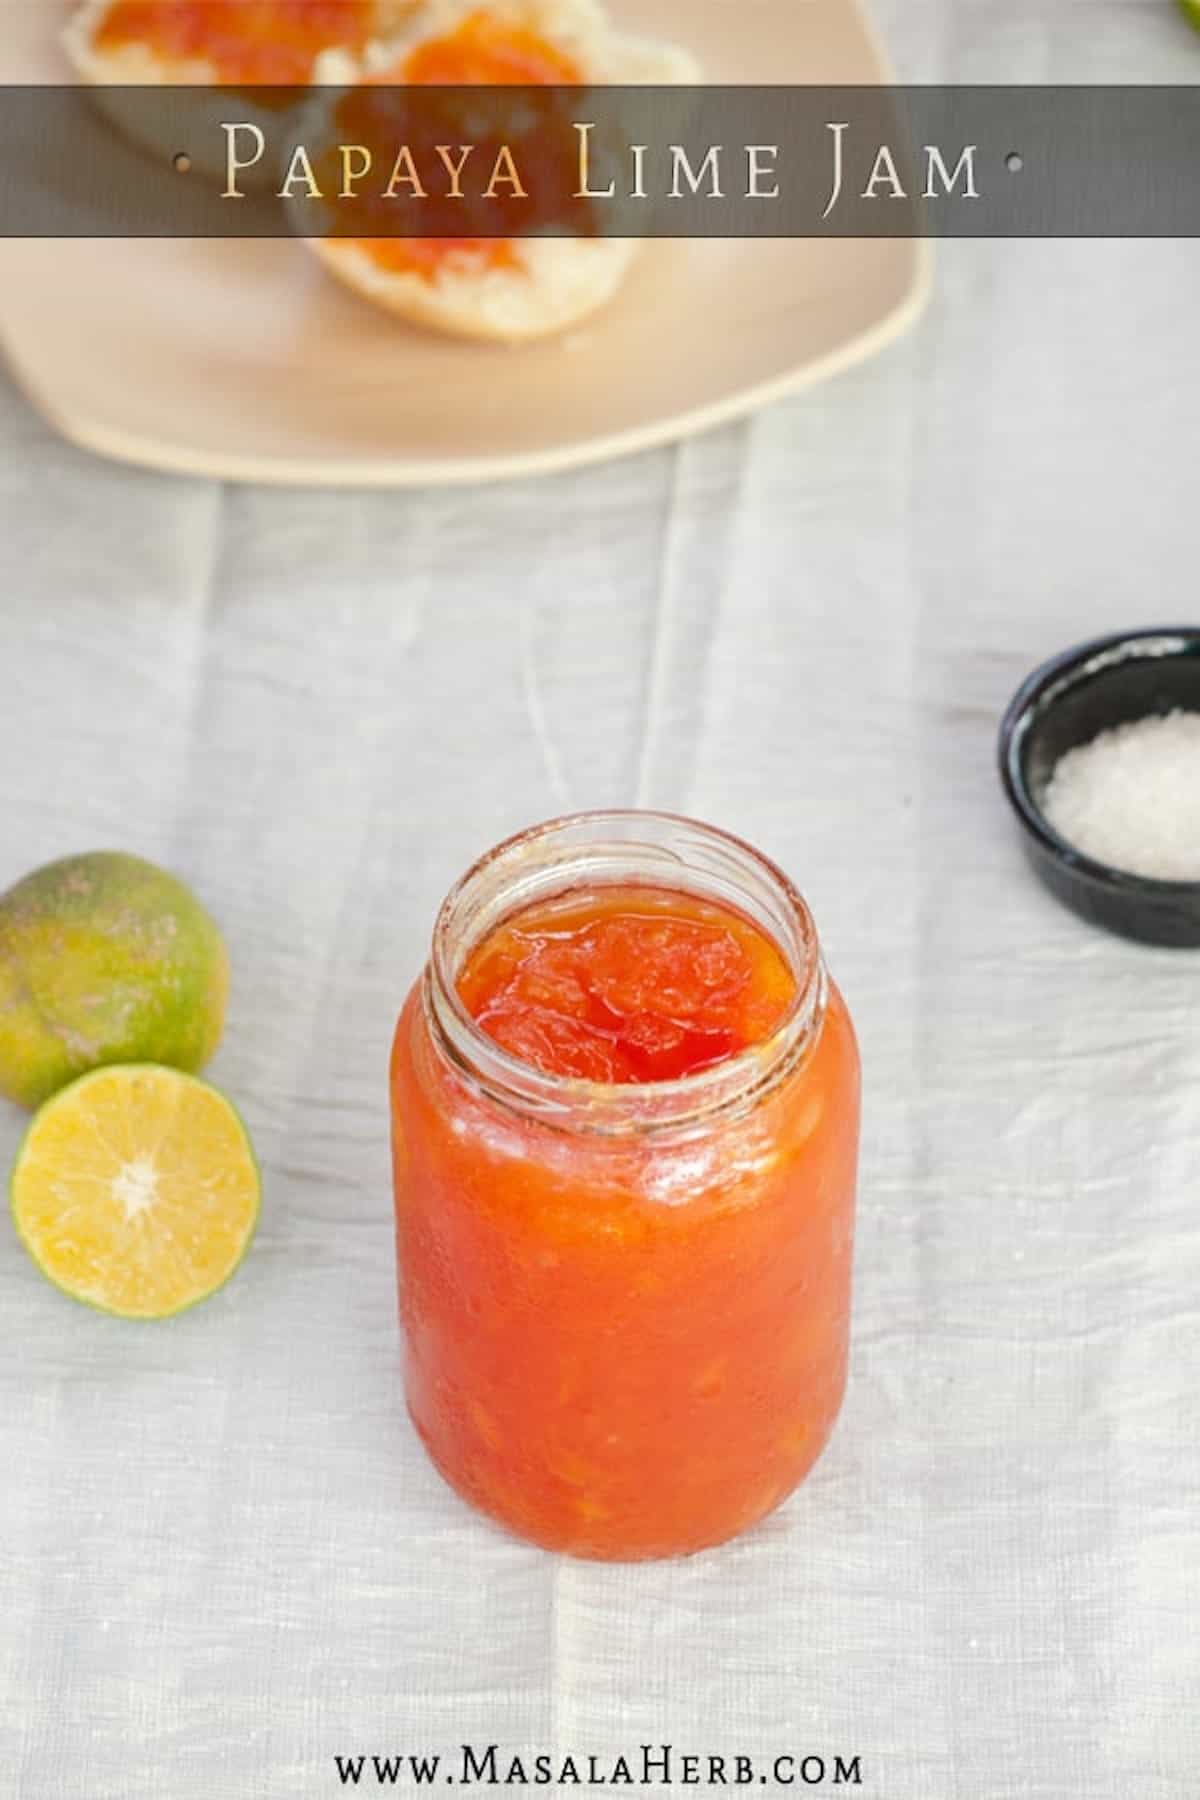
1181,0,1200,30
0,851,229,1109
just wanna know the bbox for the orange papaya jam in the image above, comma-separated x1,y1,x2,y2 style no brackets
403,10,582,85
95,1,377,84
332,11,587,280
390,814,860,1560
458,887,797,1084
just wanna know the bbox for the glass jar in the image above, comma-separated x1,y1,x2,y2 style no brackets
389,812,860,1560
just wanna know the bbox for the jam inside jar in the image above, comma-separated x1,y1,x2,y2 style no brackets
389,813,861,1560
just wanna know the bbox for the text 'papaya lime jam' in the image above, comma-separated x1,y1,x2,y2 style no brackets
389,813,861,1560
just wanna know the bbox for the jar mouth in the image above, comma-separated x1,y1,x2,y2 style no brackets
425,810,827,1135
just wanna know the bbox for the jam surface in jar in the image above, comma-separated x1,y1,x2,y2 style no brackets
391,820,860,1561
457,885,797,1085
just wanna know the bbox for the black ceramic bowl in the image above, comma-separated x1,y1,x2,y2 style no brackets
999,627,1200,948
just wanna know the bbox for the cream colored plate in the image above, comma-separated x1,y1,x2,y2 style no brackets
0,3,930,487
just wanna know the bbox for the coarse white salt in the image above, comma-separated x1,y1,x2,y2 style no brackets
1042,708,1200,881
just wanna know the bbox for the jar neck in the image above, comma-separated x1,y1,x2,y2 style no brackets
423,811,827,1137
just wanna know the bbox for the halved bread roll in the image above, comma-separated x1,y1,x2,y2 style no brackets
304,0,698,345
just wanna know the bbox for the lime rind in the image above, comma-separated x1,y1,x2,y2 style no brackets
0,850,229,1110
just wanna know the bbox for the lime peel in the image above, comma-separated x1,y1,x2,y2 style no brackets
0,850,228,1110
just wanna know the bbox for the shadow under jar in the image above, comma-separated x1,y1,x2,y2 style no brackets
389,813,861,1560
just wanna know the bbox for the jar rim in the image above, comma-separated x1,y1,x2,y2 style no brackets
425,810,827,1136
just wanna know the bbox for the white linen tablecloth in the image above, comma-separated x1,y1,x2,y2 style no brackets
2,4,1198,1796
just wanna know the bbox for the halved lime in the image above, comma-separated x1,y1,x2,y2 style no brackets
11,1064,260,1318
